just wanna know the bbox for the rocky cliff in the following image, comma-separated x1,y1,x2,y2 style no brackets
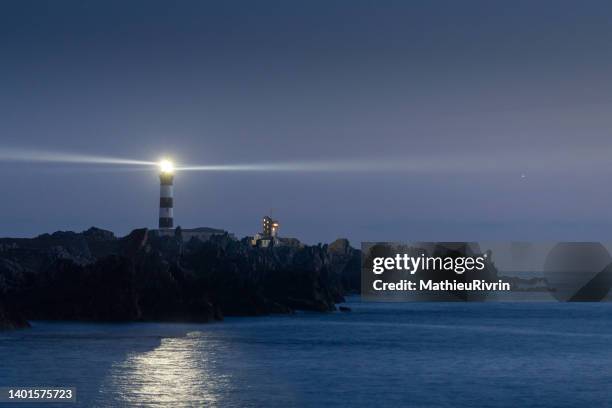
0,301,29,330
0,228,360,328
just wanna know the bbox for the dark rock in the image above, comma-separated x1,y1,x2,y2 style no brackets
0,227,362,324
0,301,29,330
339,305,351,312
327,239,361,295
82,227,116,241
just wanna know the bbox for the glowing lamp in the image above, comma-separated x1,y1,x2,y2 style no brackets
159,159,174,174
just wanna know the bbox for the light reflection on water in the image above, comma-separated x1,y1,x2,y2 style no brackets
3,301,612,407
100,333,230,407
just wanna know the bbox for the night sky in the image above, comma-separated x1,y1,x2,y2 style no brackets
3,0,612,244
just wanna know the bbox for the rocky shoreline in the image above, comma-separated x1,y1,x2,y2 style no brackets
0,301,29,330
0,228,360,329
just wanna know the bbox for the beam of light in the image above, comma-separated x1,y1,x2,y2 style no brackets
177,160,434,172
1,145,611,175
177,146,612,174
177,161,485,173
177,157,487,173
0,147,156,166
174,157,536,173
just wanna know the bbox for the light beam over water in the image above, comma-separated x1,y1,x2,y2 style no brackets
0,148,156,166
1,146,611,175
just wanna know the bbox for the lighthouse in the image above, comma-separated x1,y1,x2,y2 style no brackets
158,159,174,229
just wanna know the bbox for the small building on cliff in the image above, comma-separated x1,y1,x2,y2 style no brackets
251,216,302,248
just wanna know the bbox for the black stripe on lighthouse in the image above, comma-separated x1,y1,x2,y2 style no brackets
159,217,173,228
160,197,173,207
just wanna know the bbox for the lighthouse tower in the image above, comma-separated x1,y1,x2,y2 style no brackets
158,160,174,229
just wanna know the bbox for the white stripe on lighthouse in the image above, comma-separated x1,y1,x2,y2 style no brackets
159,207,173,218
160,185,173,197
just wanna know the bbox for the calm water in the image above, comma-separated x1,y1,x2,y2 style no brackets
1,298,612,407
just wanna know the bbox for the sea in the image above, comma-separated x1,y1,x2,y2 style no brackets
1,298,612,407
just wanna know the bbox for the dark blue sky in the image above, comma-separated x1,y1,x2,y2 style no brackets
2,0,612,244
